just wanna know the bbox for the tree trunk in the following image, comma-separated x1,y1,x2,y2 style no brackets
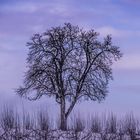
60,98,67,130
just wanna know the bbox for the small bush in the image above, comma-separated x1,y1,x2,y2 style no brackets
91,114,102,133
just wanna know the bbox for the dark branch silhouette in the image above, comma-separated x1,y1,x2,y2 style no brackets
16,23,122,130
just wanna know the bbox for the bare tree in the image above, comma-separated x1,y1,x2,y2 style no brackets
16,23,122,130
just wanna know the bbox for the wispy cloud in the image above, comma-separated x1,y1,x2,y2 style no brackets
1,3,39,13
113,54,140,70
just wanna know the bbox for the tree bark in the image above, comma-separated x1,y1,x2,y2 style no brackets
60,98,67,130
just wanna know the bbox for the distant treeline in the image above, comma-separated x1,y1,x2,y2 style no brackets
0,107,139,140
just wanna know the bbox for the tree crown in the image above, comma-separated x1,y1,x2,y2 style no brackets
17,23,122,104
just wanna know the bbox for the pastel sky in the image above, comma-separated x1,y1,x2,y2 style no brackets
0,0,140,117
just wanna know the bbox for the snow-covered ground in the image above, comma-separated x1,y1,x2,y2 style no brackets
0,129,140,140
